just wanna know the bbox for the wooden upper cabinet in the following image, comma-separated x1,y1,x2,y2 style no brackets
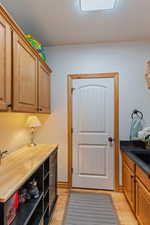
0,15,11,111
38,62,51,114
0,4,52,114
13,32,38,112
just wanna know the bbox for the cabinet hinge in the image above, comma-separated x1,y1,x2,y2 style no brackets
71,168,74,174
71,128,73,133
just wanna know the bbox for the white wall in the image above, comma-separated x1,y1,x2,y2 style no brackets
36,41,150,182
0,113,30,153
0,113,48,155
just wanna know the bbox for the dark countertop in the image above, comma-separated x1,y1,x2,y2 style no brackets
120,141,150,177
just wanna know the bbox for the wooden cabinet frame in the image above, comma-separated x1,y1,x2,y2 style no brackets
0,14,12,111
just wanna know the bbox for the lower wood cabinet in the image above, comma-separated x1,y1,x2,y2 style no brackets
123,162,135,212
122,152,150,225
136,178,150,225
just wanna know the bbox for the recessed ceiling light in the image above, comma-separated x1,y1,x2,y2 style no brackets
80,0,116,11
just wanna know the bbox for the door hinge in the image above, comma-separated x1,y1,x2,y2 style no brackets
71,168,74,174
71,88,75,94
71,128,73,133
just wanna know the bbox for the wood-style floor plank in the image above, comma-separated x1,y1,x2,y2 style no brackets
50,189,138,225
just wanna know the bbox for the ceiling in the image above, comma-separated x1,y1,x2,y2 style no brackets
1,0,150,46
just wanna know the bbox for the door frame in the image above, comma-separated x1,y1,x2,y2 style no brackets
67,73,120,191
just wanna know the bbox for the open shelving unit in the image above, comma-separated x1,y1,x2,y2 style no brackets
0,148,58,225
11,192,43,225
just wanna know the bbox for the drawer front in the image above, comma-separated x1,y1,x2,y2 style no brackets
136,165,150,192
123,153,135,172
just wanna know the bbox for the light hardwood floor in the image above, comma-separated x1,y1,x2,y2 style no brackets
50,188,138,225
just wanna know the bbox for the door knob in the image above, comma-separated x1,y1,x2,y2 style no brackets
108,137,114,143
6,104,12,108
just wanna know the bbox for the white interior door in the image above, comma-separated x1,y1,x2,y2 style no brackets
72,78,114,190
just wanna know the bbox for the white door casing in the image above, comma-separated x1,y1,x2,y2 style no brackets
72,78,114,190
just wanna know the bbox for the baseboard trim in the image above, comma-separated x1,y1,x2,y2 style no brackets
57,182,123,191
57,181,69,189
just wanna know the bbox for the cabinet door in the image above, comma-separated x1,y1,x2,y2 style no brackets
38,62,51,114
136,179,150,225
13,32,38,112
123,162,135,211
0,15,11,111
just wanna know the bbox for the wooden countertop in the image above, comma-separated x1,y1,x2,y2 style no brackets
0,144,58,203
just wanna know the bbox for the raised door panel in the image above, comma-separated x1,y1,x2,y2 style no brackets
136,179,150,225
136,165,150,192
0,15,11,111
123,162,135,212
13,32,38,112
38,63,51,114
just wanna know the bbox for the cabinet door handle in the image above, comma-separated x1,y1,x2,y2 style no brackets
37,108,43,112
6,104,12,108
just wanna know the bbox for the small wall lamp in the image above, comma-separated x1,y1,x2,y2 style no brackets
26,116,42,146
